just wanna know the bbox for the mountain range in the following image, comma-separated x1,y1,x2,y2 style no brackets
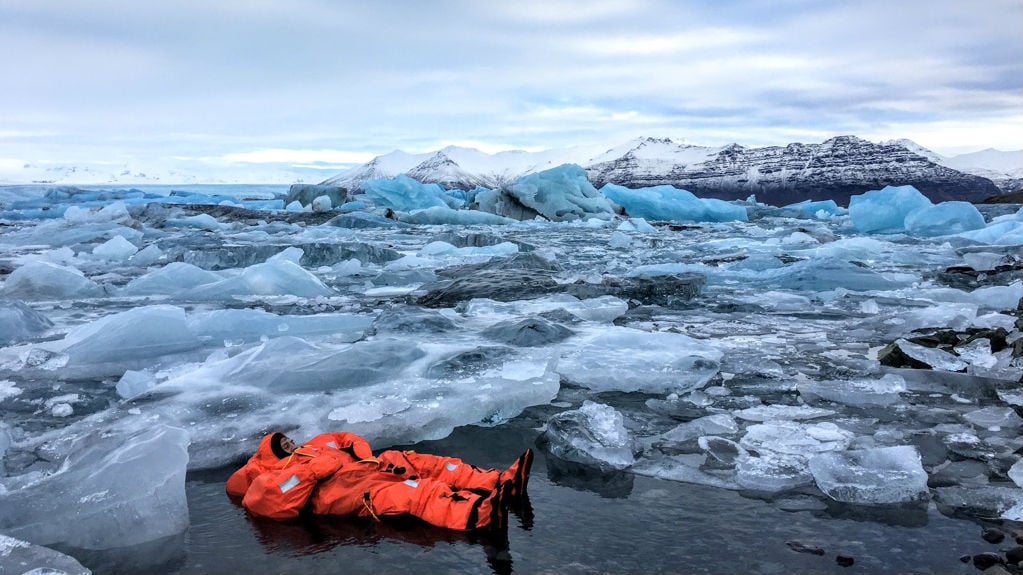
323,136,1022,206
2,136,1019,206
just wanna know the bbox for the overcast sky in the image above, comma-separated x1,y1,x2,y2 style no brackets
1,0,1020,176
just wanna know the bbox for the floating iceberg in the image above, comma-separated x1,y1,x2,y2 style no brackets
479,164,615,222
64,200,131,224
0,300,53,345
736,453,814,492
0,424,189,549
91,234,139,261
165,213,223,231
116,369,159,398
541,401,636,470
61,305,201,365
658,414,739,444
734,405,836,422
848,185,932,233
558,327,722,393
119,262,223,296
0,261,105,300
617,218,658,232
395,206,516,225
363,175,455,212
956,219,1023,245
809,445,928,505
739,421,853,456
184,258,335,299
903,201,985,237
600,183,747,222
797,374,906,407
779,199,846,219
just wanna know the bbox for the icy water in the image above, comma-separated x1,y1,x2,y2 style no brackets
80,420,984,575
0,186,1021,575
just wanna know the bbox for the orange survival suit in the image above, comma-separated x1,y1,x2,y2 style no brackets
226,432,505,531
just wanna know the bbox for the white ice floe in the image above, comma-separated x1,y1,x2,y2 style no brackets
809,445,929,505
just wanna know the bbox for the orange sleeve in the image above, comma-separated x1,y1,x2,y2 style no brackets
225,466,255,498
241,454,344,520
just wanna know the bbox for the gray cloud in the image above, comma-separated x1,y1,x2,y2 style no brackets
0,0,1019,173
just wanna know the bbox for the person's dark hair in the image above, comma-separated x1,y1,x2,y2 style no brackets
269,432,291,459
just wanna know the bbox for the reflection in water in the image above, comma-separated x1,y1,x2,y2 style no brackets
544,456,635,499
822,499,931,528
243,495,534,575
54,532,187,575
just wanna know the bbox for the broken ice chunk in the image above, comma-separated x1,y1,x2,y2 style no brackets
0,535,92,575
797,374,906,407
116,370,159,399
91,235,139,261
739,421,854,456
884,339,969,372
734,405,836,422
0,300,53,345
0,261,105,300
954,339,997,369
736,453,814,492
659,414,739,444
809,445,928,505
1009,459,1022,488
61,305,201,365
933,485,1023,521
540,401,636,470
0,424,189,549
963,406,1023,430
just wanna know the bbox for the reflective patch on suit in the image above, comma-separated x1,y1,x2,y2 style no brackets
279,474,300,493
404,479,419,488
445,462,459,471
326,441,337,449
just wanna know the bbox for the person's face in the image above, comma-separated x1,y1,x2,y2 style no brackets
279,435,298,454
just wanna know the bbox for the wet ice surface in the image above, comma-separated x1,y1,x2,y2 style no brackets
0,186,1021,573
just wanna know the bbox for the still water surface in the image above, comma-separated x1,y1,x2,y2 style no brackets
68,410,990,575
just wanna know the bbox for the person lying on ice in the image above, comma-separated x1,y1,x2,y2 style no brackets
226,431,533,531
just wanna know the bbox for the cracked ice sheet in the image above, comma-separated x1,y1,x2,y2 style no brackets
115,335,560,468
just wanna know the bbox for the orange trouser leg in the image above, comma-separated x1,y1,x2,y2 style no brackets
366,477,495,531
381,451,500,492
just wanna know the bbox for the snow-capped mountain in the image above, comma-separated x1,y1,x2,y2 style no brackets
587,135,1003,205
884,140,1022,193
321,144,608,191
324,136,1013,205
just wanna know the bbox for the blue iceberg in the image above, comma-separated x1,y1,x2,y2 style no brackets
395,206,516,225
363,175,456,212
480,164,614,222
601,183,748,222
904,201,986,237
780,199,847,219
848,185,932,233
956,219,1023,245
